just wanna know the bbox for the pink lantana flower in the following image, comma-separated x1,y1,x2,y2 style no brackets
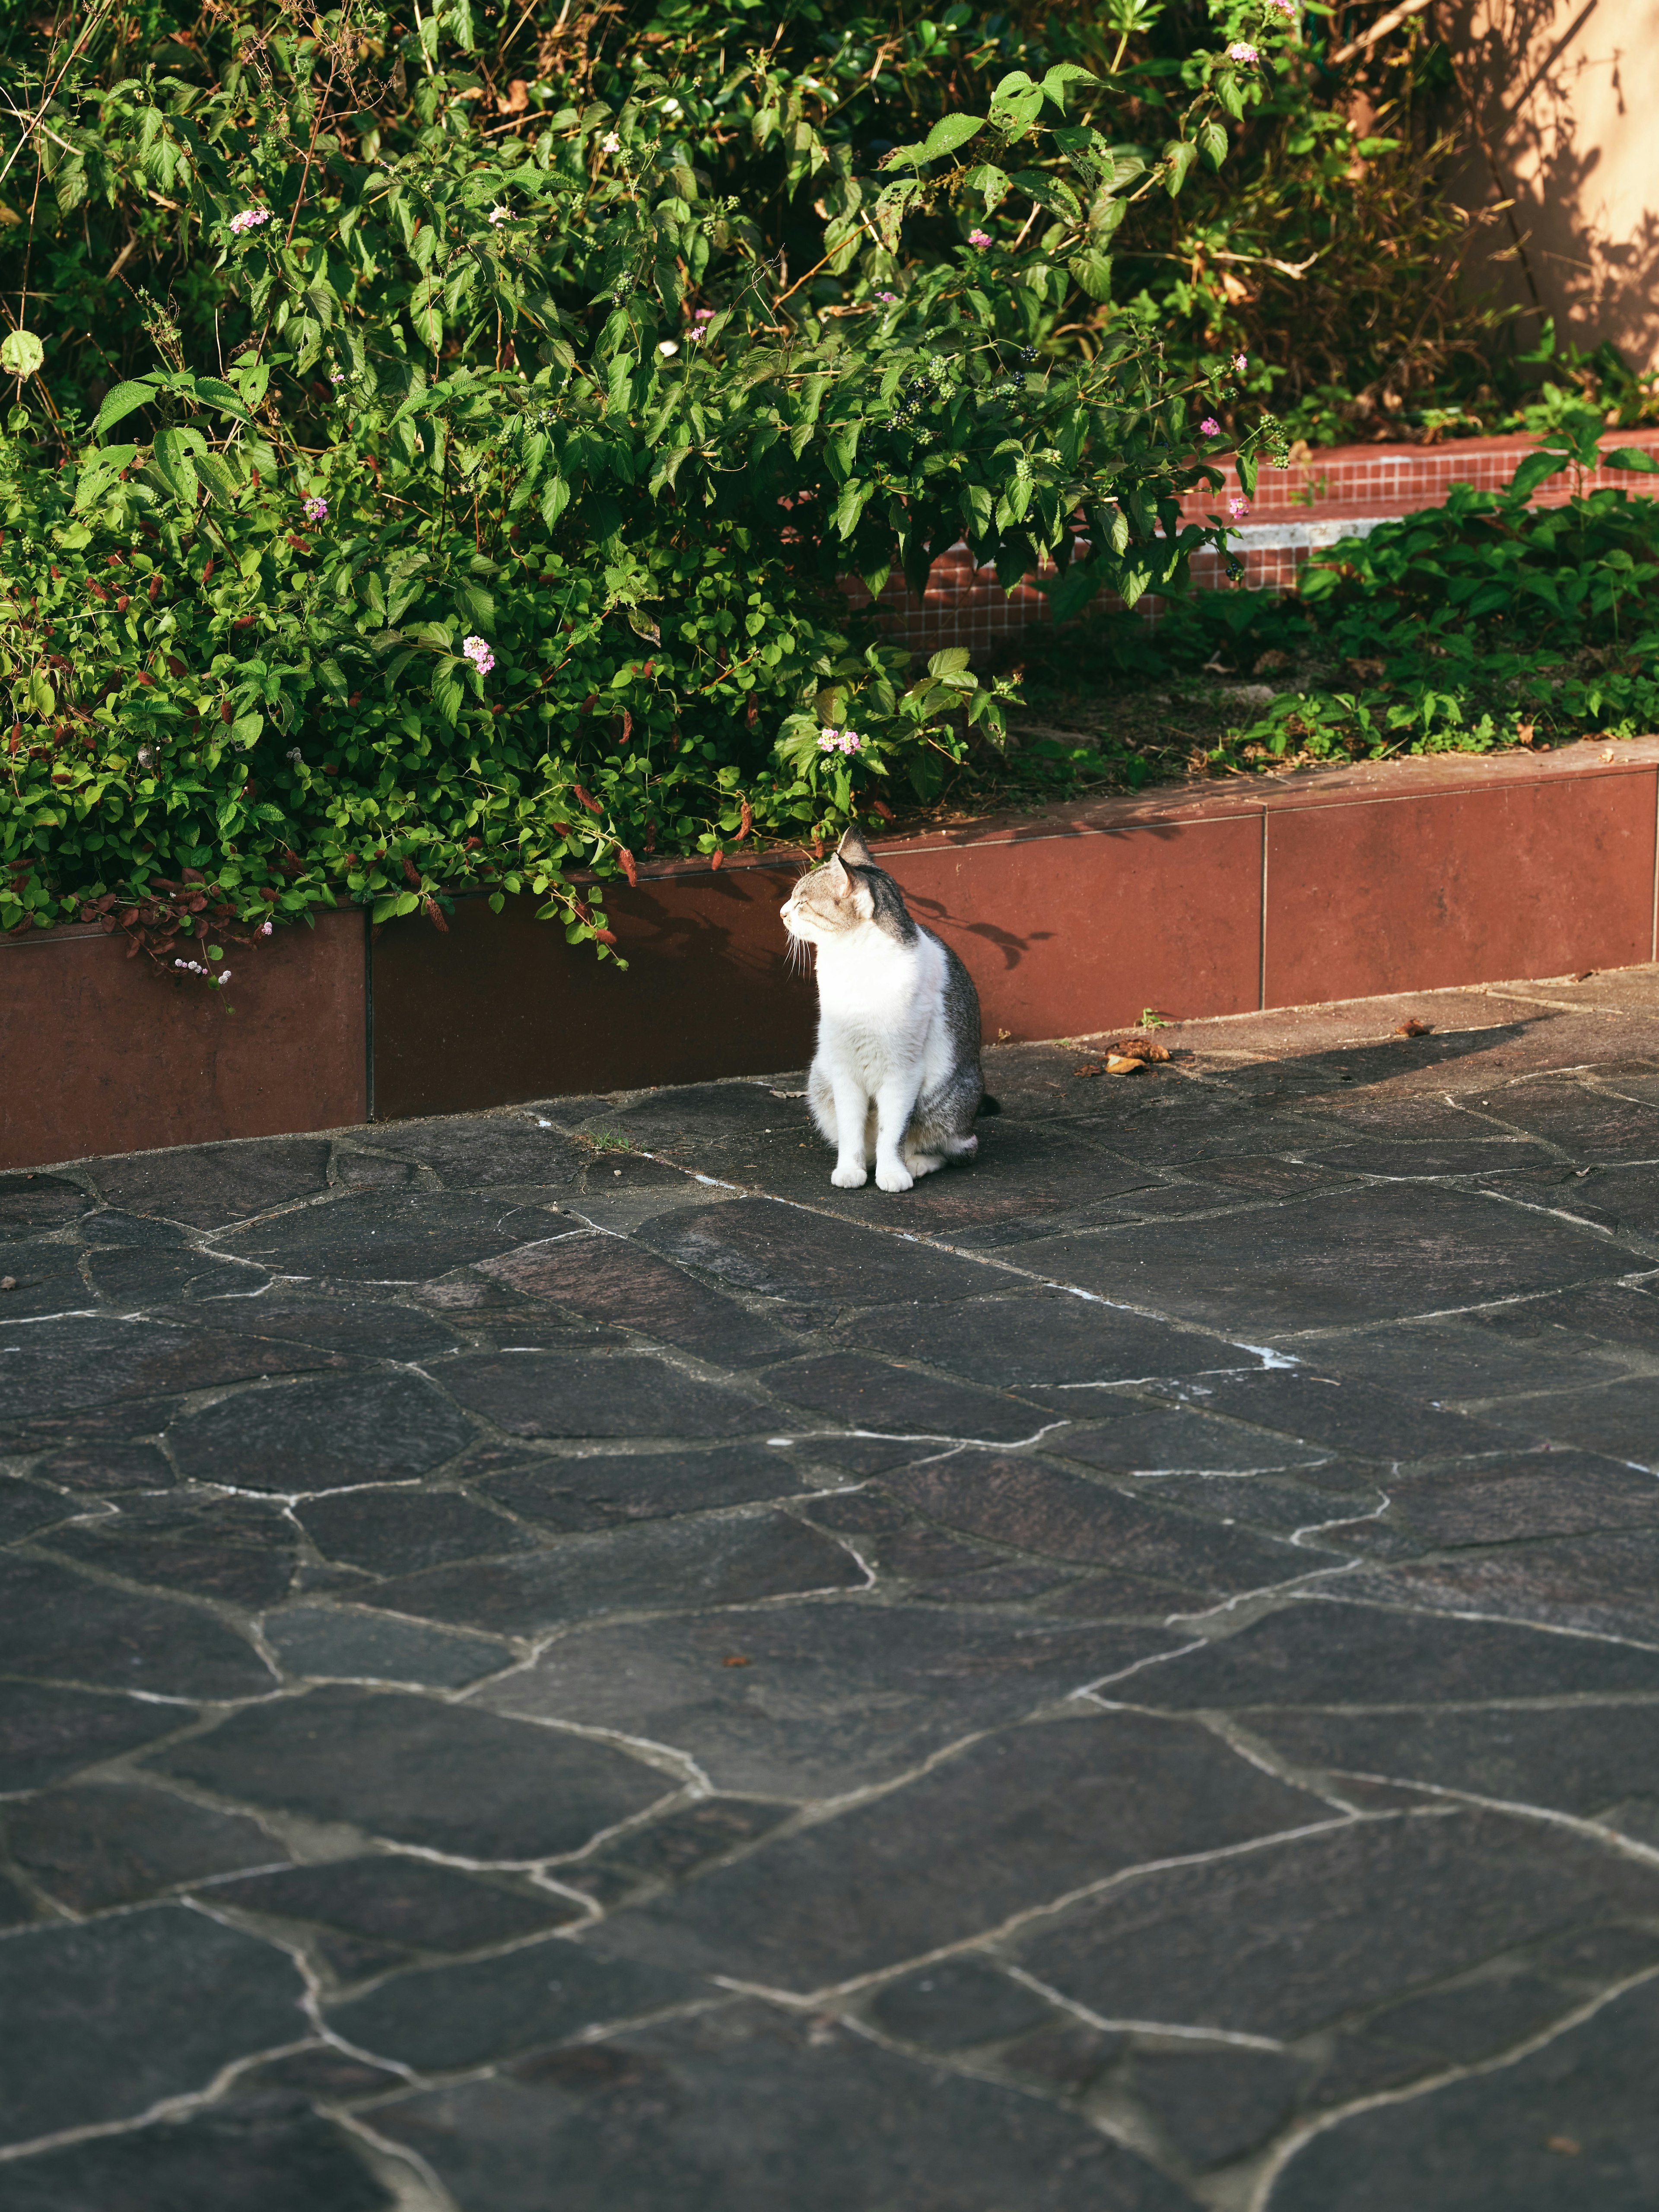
1233,351,1248,371
1227,495,1252,520
601,131,621,154
463,635,496,676
229,208,271,235
1199,416,1221,436
1227,40,1259,62
839,729,862,754
817,728,838,752
302,494,328,524
968,229,993,248
877,290,897,303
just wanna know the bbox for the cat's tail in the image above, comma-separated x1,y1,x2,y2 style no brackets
978,1093,1001,1116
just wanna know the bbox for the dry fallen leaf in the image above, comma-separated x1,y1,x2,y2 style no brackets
1393,1018,1434,1037
0,1276,14,1292
1106,1036,1171,1063
1344,656,1388,683
1516,721,1535,744
1072,1062,1105,1078
1545,2137,1581,2157
1569,971,1593,983
722,1654,753,1668
1105,1055,1144,1076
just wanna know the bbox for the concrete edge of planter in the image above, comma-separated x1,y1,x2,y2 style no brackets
6,734,1658,1168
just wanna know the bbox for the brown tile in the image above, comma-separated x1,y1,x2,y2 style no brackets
0,909,365,1173
1264,772,1658,1007
886,813,1263,1041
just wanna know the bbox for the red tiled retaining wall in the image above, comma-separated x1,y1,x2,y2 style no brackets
8,737,1656,1166
846,425,1659,659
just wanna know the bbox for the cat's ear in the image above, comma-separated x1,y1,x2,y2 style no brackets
837,823,876,869
826,854,855,899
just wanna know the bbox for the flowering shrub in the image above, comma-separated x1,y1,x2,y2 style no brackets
0,2,1292,960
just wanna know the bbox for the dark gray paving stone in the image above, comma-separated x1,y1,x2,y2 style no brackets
1015,1808,1659,2044
43,1493,299,1607
1474,1376,1659,1469
29,1440,175,1493
298,1487,535,1573
1328,1531,1659,1643
598,1712,1328,1990
884,1456,1315,1595
473,1443,807,1530
0,1172,91,1231
1170,1369,1513,1462
1124,1470,1384,1539
481,1603,1184,1796
1469,1280,1659,1358
168,1370,477,1492
0,1480,82,1545
0,1316,343,1425
0,1680,188,1791
840,1294,1243,1388
569,1081,802,1145
1344,1453,1659,1551
3,1781,286,1910
149,1684,670,1859
865,1958,1055,2049
0,1904,308,2148
0,2094,393,2212
89,1139,336,1227
357,1510,862,1637
0,1870,35,1926
766,1351,1052,1442
335,1148,425,1188
0,1554,273,1697
85,1248,271,1304
266,1605,511,1686
1055,1406,1331,1473
437,1350,765,1440
212,1189,562,1283
1256,1690,1659,1814
1363,1967,1577,2060
1004,2018,1127,2093
241,2044,407,2097
153,1296,467,1361
481,1233,794,1367
353,1113,587,1188
326,1936,696,2073
1265,1972,1659,2211
1119,1598,1659,1709
0,1248,93,1318
212,1854,580,1953
1131,2046,1310,2168
1478,1081,1659,1163
1030,1569,1216,1618
636,1197,996,1306
370,2002,1200,2212
994,1185,1634,1334
1276,1135,1554,1179
1293,1316,1634,1403
570,1800,794,1899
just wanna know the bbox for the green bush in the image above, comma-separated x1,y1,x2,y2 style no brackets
1062,414,1659,772
0,3,1296,964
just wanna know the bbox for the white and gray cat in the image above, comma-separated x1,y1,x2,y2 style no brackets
780,824,997,1191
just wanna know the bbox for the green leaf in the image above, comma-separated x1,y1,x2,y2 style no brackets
229,713,264,747
95,377,163,440
1198,119,1228,169
73,443,137,514
920,113,986,163
1068,250,1114,302
1162,140,1198,196
1605,446,1659,473
927,647,972,677
0,330,44,378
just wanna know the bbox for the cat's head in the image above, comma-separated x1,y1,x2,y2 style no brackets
780,825,915,948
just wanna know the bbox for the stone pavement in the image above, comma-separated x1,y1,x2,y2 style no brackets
3,966,1659,2210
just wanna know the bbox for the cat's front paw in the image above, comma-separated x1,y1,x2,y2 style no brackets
874,1162,914,1192
830,1164,868,1189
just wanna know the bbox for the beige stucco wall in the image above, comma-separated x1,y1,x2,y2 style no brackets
1457,0,1659,368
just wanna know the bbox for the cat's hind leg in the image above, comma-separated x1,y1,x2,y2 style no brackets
902,1149,947,1178
807,1060,838,1145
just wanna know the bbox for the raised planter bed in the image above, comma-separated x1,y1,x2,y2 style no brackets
6,736,1656,1169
